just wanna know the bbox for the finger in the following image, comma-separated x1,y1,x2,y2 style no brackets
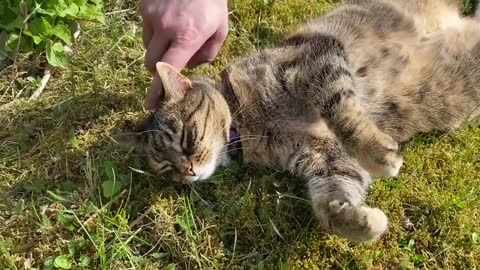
187,20,229,68
142,18,153,49
145,32,171,72
160,37,206,71
140,0,153,48
144,74,163,110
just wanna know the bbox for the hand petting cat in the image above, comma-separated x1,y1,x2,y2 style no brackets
140,0,229,110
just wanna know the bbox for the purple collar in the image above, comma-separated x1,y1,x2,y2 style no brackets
227,124,242,160
220,68,243,160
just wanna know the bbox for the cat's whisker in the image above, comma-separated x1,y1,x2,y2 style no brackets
218,147,244,156
207,134,270,153
231,99,261,119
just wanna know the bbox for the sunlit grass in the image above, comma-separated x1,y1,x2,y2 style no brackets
0,0,479,269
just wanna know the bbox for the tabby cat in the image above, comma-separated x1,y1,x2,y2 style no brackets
117,0,480,242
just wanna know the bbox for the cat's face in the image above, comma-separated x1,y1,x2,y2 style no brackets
116,63,232,181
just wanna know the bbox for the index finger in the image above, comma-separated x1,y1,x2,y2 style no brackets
161,38,206,71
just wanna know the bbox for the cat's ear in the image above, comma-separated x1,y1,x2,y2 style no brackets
156,62,192,104
221,66,250,101
112,132,144,149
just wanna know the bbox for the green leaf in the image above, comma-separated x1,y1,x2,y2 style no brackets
36,7,57,16
40,0,68,16
73,0,87,6
47,190,68,203
279,260,290,270
472,232,479,245
175,215,194,232
58,211,76,231
88,0,103,5
43,256,55,270
150,252,167,259
102,161,117,181
102,180,123,198
0,16,24,31
51,21,72,45
78,255,91,267
61,180,77,192
46,40,68,67
165,264,176,270
12,199,24,215
23,31,43,45
79,4,105,23
28,17,50,37
68,239,76,256
68,128,79,148
6,33,33,52
41,212,53,230
76,237,86,249
54,255,72,269
453,196,465,209
58,3,79,17
23,179,47,193
0,240,10,256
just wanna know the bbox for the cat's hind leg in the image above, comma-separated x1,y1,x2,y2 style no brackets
288,136,388,242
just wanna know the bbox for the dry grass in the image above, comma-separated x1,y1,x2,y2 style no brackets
1,0,479,269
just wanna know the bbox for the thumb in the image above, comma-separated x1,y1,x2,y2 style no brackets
144,74,163,110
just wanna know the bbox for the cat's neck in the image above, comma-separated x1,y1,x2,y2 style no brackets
219,70,243,162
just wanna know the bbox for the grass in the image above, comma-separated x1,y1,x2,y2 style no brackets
0,0,479,269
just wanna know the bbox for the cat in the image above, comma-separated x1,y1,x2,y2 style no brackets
116,0,480,243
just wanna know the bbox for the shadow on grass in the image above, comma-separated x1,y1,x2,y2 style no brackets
0,87,337,267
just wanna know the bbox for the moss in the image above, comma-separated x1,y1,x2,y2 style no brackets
0,0,479,269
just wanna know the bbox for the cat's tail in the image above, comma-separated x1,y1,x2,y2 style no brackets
314,200,388,243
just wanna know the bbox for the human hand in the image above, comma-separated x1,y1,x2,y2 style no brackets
141,0,229,109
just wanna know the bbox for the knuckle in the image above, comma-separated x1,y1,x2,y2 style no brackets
175,27,201,43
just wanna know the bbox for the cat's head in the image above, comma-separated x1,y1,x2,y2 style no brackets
116,62,232,181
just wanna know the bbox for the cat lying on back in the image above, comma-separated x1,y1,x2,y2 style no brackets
117,0,480,242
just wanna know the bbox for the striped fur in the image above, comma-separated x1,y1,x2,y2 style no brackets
121,0,480,242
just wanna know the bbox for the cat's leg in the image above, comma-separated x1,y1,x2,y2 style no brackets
287,136,388,242
289,43,403,177
320,83,403,178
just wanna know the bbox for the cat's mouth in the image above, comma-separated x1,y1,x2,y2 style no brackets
180,126,242,182
182,159,219,181
184,162,196,177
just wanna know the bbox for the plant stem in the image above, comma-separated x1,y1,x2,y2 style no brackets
29,64,53,100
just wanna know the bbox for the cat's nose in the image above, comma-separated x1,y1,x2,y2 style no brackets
184,162,196,176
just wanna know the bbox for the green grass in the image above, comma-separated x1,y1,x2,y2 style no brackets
1,0,479,269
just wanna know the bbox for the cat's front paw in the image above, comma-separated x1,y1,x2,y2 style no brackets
358,137,404,177
326,200,388,243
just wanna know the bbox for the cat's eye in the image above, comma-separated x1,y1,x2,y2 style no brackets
180,126,196,156
180,127,187,148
